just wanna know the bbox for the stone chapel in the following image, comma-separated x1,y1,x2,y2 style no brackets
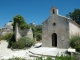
42,6,80,48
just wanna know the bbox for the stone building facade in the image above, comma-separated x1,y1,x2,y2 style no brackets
42,7,80,48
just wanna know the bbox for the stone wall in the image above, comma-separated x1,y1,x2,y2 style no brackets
42,7,80,49
15,22,33,41
43,7,72,48
73,52,80,60
69,21,80,37
42,14,69,48
15,23,21,41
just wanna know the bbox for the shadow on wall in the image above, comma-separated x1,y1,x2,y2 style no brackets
18,27,28,37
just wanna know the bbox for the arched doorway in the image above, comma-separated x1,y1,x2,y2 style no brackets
52,33,57,47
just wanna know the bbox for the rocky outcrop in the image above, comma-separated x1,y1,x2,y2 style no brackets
0,21,13,36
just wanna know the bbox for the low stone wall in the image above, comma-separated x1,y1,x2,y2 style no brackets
15,23,33,41
73,52,80,60
19,28,33,39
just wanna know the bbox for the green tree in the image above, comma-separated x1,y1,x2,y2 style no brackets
8,15,30,48
69,35,80,52
35,25,42,41
36,25,42,33
13,15,29,31
66,8,80,24
31,25,42,41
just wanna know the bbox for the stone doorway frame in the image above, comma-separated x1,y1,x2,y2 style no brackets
52,33,57,47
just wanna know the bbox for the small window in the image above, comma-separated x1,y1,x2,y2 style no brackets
53,9,55,14
52,22,56,26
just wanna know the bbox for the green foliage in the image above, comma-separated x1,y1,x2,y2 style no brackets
12,39,26,49
36,25,42,33
55,55,76,60
46,56,52,60
31,25,42,41
8,34,15,48
36,33,42,41
5,33,13,41
8,57,26,60
36,56,52,60
36,55,75,60
13,15,30,31
0,36,4,40
69,35,80,47
5,55,76,60
36,56,43,60
75,45,80,52
32,27,36,38
11,37,34,49
19,37,34,47
8,15,30,48
0,33,13,41
69,35,80,52
66,8,80,24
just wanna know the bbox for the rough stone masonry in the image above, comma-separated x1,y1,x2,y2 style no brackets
42,6,80,48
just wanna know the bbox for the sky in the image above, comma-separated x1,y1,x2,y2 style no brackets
0,0,80,28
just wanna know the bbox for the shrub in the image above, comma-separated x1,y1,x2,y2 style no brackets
0,36,4,40
75,45,80,52
46,56,52,60
5,33,13,41
36,56,52,60
8,57,26,60
69,35,80,52
36,33,42,41
0,33,13,41
12,39,26,49
69,35,80,47
19,37,34,47
55,55,76,60
12,37,34,49
8,34,15,48
13,15,30,31
36,56,43,60
31,25,42,40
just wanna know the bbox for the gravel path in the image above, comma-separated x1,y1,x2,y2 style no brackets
0,40,13,57
0,40,30,59
0,41,67,60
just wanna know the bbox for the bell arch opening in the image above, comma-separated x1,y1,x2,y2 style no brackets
53,9,55,14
